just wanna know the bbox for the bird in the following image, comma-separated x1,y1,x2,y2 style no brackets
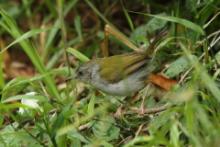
75,52,159,96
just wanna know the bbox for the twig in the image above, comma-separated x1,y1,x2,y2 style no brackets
135,124,144,137
131,103,171,115
203,11,220,29
179,30,220,84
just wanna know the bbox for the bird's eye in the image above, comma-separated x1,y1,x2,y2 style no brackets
78,71,83,76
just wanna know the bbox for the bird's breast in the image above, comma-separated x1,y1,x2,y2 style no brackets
91,66,147,96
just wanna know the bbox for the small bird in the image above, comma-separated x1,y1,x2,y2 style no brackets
75,52,158,96
75,28,169,96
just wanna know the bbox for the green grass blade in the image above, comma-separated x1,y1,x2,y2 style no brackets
0,47,4,89
74,15,83,42
0,9,60,99
84,0,111,25
0,28,50,54
43,0,78,60
67,48,90,62
122,5,134,31
130,11,205,35
180,43,220,102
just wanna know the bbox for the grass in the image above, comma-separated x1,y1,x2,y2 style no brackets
0,0,220,147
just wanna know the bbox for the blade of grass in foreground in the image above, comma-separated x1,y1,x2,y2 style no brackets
43,0,78,61
67,48,90,62
1,67,69,101
0,40,5,89
84,0,111,25
0,10,60,100
130,11,205,35
180,43,220,102
0,28,50,54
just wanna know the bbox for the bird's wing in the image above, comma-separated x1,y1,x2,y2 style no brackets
98,53,149,83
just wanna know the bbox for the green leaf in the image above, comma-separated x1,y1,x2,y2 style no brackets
170,121,180,147
164,55,198,78
51,106,72,137
130,13,167,47
0,125,42,147
123,136,154,147
87,94,95,116
1,94,46,104
92,116,120,141
67,129,89,143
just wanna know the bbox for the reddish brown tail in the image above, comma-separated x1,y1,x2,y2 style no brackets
148,74,177,91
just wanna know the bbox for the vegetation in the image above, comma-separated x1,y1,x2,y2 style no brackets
0,0,220,146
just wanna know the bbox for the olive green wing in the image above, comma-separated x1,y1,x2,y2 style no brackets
98,53,148,83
